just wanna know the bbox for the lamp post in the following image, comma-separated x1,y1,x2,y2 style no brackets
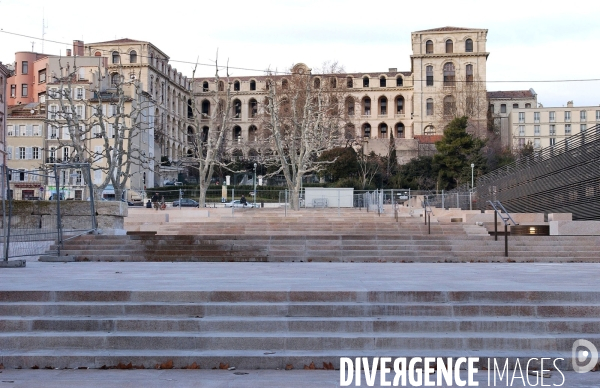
253,163,257,208
470,163,475,191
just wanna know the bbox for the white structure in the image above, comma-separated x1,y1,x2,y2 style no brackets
304,188,354,208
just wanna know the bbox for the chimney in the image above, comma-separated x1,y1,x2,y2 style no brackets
73,40,84,56
567,101,574,107
66,49,72,57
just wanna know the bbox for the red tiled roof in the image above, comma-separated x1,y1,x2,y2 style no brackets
414,26,482,33
487,90,535,99
88,38,146,45
414,135,443,144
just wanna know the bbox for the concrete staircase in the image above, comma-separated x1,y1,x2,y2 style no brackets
0,290,596,370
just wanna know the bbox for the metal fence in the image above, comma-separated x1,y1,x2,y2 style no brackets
1,164,96,263
477,124,600,220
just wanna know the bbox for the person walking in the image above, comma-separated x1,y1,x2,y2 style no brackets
240,194,247,207
151,192,160,211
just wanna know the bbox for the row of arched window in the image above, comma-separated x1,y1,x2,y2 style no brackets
360,122,406,139
425,63,473,86
425,38,473,54
199,74,406,93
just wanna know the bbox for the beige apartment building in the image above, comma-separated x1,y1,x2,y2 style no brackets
193,26,491,164
510,101,600,150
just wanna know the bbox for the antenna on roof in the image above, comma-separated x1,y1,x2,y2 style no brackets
41,8,48,53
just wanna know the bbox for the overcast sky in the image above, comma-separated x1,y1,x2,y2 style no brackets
2,0,599,107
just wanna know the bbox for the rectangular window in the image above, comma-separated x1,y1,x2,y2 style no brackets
10,84,16,98
63,147,69,161
565,111,571,122
426,100,433,116
534,138,541,149
26,125,33,136
513,104,519,109
549,111,555,122
565,124,571,135
534,112,540,123
62,126,70,140
518,112,525,123
500,104,506,113
518,138,525,148
49,125,58,139
76,105,84,119
22,61,28,75
19,147,26,160
426,66,433,86
76,88,83,99
534,125,540,136
549,138,556,146
580,110,587,121
32,147,39,159
549,124,556,135
25,147,32,160
21,84,28,97
32,125,40,136
581,124,587,133
38,69,46,83
19,125,26,136
596,110,600,121
94,170,102,184
49,105,57,120
518,125,525,136
7,125,13,136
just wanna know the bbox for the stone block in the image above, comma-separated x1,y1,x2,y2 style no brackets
548,213,572,221
550,221,600,236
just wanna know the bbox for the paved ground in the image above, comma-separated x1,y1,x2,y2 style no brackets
2,261,600,292
2,261,600,387
0,369,598,387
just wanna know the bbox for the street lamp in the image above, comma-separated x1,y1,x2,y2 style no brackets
253,163,257,208
470,163,475,191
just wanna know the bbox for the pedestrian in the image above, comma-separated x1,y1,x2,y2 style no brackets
151,192,160,211
240,194,247,207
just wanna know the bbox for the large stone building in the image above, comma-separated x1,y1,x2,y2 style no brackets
193,26,491,164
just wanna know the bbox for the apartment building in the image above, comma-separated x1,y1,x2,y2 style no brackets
510,101,600,150
0,62,10,172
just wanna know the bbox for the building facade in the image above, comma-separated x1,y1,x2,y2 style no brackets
0,62,11,175
193,26,490,164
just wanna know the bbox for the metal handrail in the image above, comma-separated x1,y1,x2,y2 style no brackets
487,200,517,257
487,200,518,227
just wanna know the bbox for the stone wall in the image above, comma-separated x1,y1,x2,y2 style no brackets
2,201,127,235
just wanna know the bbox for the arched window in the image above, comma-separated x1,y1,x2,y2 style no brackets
347,77,353,88
443,63,455,87
314,78,320,89
396,76,403,87
218,81,224,91
426,66,433,86
201,126,209,142
396,123,405,138
129,50,137,64
362,123,371,138
187,126,194,144
363,77,369,87
466,64,473,83
202,81,209,92
94,51,102,57
249,125,258,141
232,99,242,118
445,39,453,53
362,97,371,115
426,40,433,54
112,51,120,64
201,100,210,117
379,96,387,115
424,125,435,135
426,98,434,116
379,123,388,138
330,77,337,88
250,80,256,91
465,38,473,53
249,99,258,118
379,76,386,87
187,99,193,118
346,97,355,116
233,80,240,91
110,73,120,86
281,79,289,89
395,96,405,114
443,95,456,116
233,126,242,142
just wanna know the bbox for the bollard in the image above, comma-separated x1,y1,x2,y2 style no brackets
504,224,508,257
494,211,498,241
165,213,169,223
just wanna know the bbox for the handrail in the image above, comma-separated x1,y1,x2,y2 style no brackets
487,200,517,257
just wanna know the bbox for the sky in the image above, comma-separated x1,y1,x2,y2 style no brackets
1,0,599,108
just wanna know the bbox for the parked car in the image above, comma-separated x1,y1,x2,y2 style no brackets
225,200,257,208
172,198,199,208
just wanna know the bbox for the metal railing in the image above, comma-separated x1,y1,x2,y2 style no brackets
487,200,518,257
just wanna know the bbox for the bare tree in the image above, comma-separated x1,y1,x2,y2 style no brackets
184,56,233,207
435,74,488,137
46,59,147,200
257,63,349,210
